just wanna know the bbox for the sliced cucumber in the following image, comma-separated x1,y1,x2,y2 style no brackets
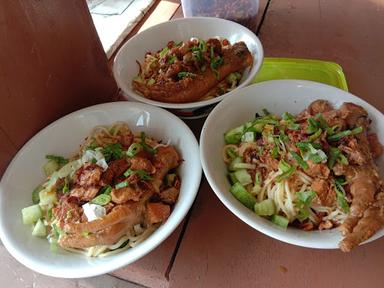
22,204,42,225
43,160,59,176
254,199,275,216
271,215,289,228
32,219,47,237
234,169,253,186
224,125,244,144
229,157,243,171
230,182,257,210
39,189,57,207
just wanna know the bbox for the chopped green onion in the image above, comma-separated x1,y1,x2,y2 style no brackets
295,190,316,222
271,146,279,159
100,185,113,195
91,194,111,206
43,160,60,176
85,142,99,151
308,128,322,142
230,182,257,210
140,132,157,154
282,112,295,121
147,78,156,86
159,46,169,58
334,180,350,213
276,159,296,182
338,153,349,165
45,155,69,165
102,143,123,162
229,157,243,171
314,113,329,130
271,215,289,228
177,71,196,79
254,199,276,216
126,143,143,157
290,151,308,169
326,125,339,136
306,118,319,134
32,185,43,204
124,169,153,181
327,147,340,168
167,55,177,64
327,126,363,141
62,177,70,193
115,181,128,189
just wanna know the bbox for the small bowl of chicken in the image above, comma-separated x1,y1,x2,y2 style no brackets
113,17,263,119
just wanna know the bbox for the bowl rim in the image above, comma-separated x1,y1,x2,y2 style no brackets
112,16,264,110
0,101,202,278
199,79,384,249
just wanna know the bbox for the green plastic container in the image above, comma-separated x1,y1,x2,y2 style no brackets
252,58,348,91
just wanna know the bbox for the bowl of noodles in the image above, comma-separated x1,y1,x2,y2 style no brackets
0,102,201,278
113,17,263,119
200,80,384,251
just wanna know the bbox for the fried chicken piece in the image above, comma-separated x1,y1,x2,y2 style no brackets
74,164,102,187
339,138,368,165
160,187,179,204
146,203,171,224
133,42,253,103
59,221,131,249
130,157,156,173
69,186,99,202
63,203,144,234
152,146,181,192
339,102,368,128
308,100,333,115
339,192,384,252
367,133,383,159
306,161,330,179
311,179,336,207
100,158,130,186
111,185,144,203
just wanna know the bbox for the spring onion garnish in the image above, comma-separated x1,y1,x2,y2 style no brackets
296,142,327,164
102,143,123,162
91,194,111,206
282,112,300,130
46,154,69,165
306,118,319,134
334,179,350,213
271,215,289,228
308,128,322,142
159,46,169,58
177,71,196,79
271,146,279,159
115,181,128,189
85,142,99,151
167,55,177,64
290,151,309,169
126,143,143,157
32,185,43,204
226,147,238,159
275,159,296,182
140,132,157,154
327,126,363,141
124,169,153,181
100,185,113,195
62,177,70,193
147,78,155,86
295,190,317,222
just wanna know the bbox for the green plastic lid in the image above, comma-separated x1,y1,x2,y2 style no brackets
252,57,348,91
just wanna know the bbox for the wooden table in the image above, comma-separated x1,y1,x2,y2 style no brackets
2,0,384,287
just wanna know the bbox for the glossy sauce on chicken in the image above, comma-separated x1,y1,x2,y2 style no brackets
132,38,253,103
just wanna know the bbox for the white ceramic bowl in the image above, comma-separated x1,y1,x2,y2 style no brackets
113,17,263,119
0,102,202,278
200,80,384,249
